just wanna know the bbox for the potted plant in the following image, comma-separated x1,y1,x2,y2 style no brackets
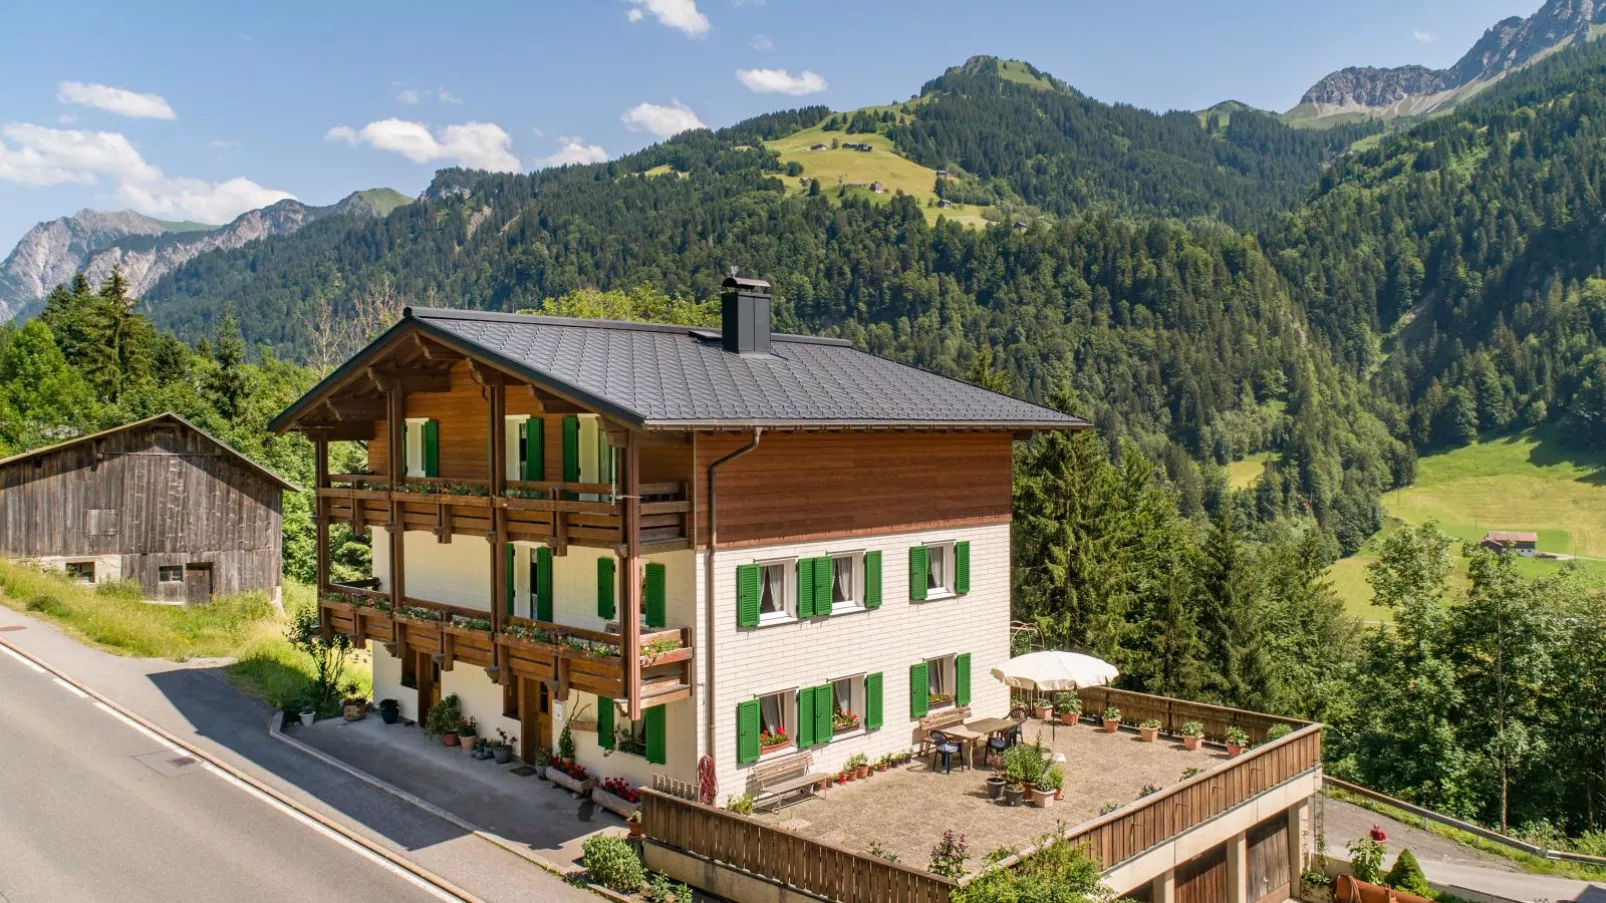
1225,726,1249,757
1034,771,1056,808
425,694,463,745
342,682,368,721
457,718,479,754
628,811,643,840
1003,780,1025,807
1139,719,1162,742
840,768,855,783
849,753,870,779
557,723,576,764
1032,697,1053,720
759,727,790,756
1044,763,1065,801
876,754,889,772
531,745,549,775
378,698,401,725
985,773,1007,800
1054,692,1082,726
1180,721,1204,751
1101,706,1121,733
298,698,317,728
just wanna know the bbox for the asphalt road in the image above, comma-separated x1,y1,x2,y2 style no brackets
0,647,452,903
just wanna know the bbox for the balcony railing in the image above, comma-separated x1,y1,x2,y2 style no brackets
317,475,691,550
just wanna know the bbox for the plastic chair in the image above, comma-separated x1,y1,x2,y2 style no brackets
986,734,1008,767
1005,708,1028,747
929,730,961,774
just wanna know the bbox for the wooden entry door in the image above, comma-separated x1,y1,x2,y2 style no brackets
519,678,551,764
417,652,441,724
183,563,212,604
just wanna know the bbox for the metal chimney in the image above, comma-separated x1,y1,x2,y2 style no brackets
721,275,772,355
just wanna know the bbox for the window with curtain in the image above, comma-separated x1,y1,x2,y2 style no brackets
926,655,955,709
832,676,863,733
928,544,948,592
759,563,787,617
758,690,791,750
832,554,856,606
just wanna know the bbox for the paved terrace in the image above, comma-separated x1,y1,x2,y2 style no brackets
755,718,1227,872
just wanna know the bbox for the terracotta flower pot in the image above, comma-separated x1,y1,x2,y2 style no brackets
443,732,459,747
1183,735,1201,751
1034,786,1054,808
856,765,870,779
1227,743,1244,757
628,820,644,839
1034,705,1052,720
1102,719,1120,733
1054,786,1063,801
1059,712,1079,726
460,737,478,754
1140,727,1159,742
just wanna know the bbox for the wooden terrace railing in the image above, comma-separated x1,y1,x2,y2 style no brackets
496,615,694,702
641,788,958,903
1074,686,1309,745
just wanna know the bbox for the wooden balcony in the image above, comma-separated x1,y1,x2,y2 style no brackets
496,616,695,705
319,586,495,672
317,475,691,552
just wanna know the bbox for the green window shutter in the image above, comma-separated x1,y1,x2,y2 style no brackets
909,546,929,601
561,415,581,483
796,558,815,618
505,547,516,617
736,564,760,627
535,547,553,621
864,551,882,609
645,704,666,765
865,672,883,731
955,541,971,595
814,684,832,745
910,662,929,719
813,557,833,615
597,697,615,750
737,700,761,764
797,686,816,748
422,420,440,478
597,557,616,620
523,417,544,482
956,653,972,707
644,563,666,628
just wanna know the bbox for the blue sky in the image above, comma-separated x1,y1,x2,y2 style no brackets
0,0,1539,251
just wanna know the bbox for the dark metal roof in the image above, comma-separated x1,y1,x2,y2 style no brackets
402,307,1084,431
0,412,299,491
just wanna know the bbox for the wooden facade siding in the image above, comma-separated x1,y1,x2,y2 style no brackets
1174,845,1228,903
1246,812,1291,903
0,415,285,598
693,431,1014,548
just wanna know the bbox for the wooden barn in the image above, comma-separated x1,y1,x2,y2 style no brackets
0,412,294,603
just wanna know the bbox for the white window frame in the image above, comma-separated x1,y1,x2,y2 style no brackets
403,417,429,478
505,415,531,482
830,673,866,736
827,550,866,613
756,688,796,756
755,557,796,625
925,653,957,710
924,541,957,600
609,700,650,759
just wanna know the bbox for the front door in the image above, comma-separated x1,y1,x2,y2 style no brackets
519,678,552,764
183,563,212,604
417,651,440,723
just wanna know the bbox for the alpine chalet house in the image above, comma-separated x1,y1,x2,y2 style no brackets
269,277,1082,798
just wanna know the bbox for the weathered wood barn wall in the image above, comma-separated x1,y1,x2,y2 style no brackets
0,413,292,601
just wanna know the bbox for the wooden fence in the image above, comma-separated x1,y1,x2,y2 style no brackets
1075,686,1310,745
641,788,958,903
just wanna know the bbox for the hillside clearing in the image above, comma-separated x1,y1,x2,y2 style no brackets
764,124,993,227
1226,451,1273,491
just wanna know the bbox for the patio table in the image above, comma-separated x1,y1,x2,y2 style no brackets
965,717,1018,737
942,724,983,770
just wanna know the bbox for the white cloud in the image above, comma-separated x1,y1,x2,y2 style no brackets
539,137,609,167
56,81,176,121
1413,29,1436,43
438,87,461,104
397,89,421,104
57,113,78,125
750,34,773,51
0,122,291,223
624,0,709,36
736,68,827,95
621,100,706,138
626,8,644,22
325,119,522,171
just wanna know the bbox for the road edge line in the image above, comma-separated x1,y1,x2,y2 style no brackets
0,634,482,903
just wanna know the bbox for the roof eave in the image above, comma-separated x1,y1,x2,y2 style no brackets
643,418,1088,432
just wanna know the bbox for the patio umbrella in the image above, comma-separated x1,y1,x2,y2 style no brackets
990,650,1118,692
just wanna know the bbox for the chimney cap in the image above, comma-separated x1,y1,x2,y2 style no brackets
722,275,771,293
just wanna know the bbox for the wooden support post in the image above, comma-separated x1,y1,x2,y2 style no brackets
386,377,407,614
623,430,643,720
313,433,330,596
488,375,508,633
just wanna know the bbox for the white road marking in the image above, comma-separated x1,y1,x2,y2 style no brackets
52,677,89,698
93,701,188,756
202,763,462,902
0,644,46,673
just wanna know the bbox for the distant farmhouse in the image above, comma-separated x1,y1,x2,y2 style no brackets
841,142,873,152
1481,531,1539,556
0,413,293,603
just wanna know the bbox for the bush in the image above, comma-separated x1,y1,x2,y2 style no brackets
929,829,969,879
954,835,1105,903
424,694,462,737
646,872,693,903
581,834,645,893
25,593,67,617
1265,723,1294,742
1348,837,1386,884
1385,849,1433,897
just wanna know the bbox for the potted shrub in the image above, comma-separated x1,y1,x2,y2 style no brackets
342,683,368,721
1032,697,1052,720
378,698,400,725
532,746,550,777
986,774,1006,800
557,723,576,765
841,768,855,783
425,694,463,745
1225,726,1249,757
1003,780,1025,807
876,754,889,772
1054,692,1082,726
457,718,478,754
298,699,317,728
1101,706,1121,733
849,753,870,779
1034,772,1056,808
1044,763,1065,801
1139,719,1162,742
628,811,644,840
1180,720,1204,751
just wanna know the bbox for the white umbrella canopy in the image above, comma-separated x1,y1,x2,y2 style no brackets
990,650,1118,692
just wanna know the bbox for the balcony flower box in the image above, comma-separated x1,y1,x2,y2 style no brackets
398,492,492,508
393,606,446,627
548,763,594,797
594,779,642,819
319,596,356,615
444,617,493,636
640,645,692,667
499,624,561,650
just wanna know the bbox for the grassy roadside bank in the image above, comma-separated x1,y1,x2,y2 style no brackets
0,560,367,711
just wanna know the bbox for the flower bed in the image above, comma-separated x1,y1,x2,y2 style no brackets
548,762,594,797
594,778,642,818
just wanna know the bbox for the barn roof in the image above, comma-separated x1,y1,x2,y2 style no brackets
1483,531,1539,544
0,412,299,492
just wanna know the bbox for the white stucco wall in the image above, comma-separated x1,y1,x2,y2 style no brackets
33,554,122,583
557,691,699,790
698,521,1013,803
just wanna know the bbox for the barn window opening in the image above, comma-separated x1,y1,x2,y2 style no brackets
64,561,95,582
158,566,184,583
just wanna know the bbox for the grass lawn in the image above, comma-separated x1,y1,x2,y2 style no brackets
764,125,994,227
1327,430,1606,617
1226,451,1273,491
0,562,367,710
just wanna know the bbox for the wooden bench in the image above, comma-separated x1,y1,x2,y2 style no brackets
916,707,972,756
750,751,829,812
